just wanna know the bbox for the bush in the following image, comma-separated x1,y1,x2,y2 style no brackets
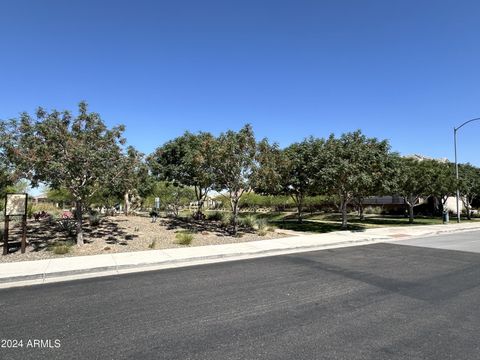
57,219,76,238
256,218,275,236
148,239,157,249
31,203,62,217
257,228,268,236
175,231,194,245
239,215,257,229
27,203,34,219
50,241,74,255
206,211,224,221
364,206,383,215
220,212,233,228
89,213,101,227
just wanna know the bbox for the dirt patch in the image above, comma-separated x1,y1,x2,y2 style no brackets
0,215,290,263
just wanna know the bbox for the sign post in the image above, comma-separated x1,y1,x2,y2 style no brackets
3,193,28,255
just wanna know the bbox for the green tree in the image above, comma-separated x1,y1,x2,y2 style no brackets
5,102,125,245
148,131,216,219
112,146,149,215
429,161,456,214
146,181,195,217
322,131,393,228
256,137,325,222
214,124,258,234
0,120,16,196
394,157,437,223
458,163,480,220
46,187,73,207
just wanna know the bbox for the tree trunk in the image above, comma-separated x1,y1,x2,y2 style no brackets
194,187,207,220
461,197,472,220
408,203,414,224
75,200,84,246
231,199,239,235
296,194,303,223
291,193,304,223
195,199,205,219
358,200,364,220
124,192,130,215
341,200,348,229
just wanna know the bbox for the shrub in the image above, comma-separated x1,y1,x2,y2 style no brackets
57,219,76,238
220,212,233,228
256,218,267,230
89,213,101,227
27,204,34,219
256,218,274,236
50,241,74,255
62,210,74,219
364,206,383,215
148,239,157,249
175,231,194,245
206,211,224,221
31,203,62,218
239,215,257,229
257,228,268,236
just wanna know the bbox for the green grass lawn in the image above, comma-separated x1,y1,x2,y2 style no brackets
238,211,460,234
271,220,366,233
202,210,478,234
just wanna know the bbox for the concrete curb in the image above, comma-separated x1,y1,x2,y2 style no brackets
1,224,480,289
0,236,389,286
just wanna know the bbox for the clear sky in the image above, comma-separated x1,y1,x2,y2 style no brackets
1,0,479,166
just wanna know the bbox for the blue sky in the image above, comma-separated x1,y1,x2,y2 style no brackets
1,0,480,166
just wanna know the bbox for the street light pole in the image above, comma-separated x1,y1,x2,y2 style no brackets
454,128,460,223
454,117,480,223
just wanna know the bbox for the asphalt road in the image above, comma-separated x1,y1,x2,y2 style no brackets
1,231,480,360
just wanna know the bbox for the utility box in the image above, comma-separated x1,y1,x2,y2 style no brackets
442,211,449,224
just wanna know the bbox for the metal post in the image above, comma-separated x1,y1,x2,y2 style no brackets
3,215,9,255
454,128,460,223
21,215,27,254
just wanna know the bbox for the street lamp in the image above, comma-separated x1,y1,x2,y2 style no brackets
454,117,480,223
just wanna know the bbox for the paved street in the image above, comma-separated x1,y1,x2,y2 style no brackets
1,230,480,360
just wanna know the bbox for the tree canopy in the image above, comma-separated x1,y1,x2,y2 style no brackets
322,130,394,228
4,102,125,244
148,131,216,218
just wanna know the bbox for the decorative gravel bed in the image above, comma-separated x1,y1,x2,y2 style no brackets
0,215,291,263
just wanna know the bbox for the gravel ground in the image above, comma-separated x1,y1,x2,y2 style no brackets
0,215,291,263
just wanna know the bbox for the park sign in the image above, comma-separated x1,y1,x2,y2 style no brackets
3,193,28,255
5,193,28,216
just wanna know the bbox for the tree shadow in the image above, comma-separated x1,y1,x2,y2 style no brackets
161,217,256,237
272,220,366,233
1,217,139,254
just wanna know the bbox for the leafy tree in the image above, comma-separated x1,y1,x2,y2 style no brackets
351,152,398,220
394,157,437,223
145,181,195,217
45,187,73,209
148,131,216,219
112,146,149,215
256,137,325,222
213,124,257,234
322,131,393,228
429,160,456,214
0,121,16,195
458,163,480,220
5,102,125,245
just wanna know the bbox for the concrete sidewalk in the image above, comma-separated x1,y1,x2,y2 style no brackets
1,222,480,288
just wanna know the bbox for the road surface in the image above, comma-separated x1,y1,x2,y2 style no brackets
1,230,480,359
